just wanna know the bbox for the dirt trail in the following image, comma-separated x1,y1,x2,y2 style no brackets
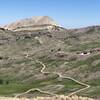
14,60,90,99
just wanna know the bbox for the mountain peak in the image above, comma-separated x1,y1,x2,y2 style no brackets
3,16,58,30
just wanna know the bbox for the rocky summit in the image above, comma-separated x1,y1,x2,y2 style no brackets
3,16,58,31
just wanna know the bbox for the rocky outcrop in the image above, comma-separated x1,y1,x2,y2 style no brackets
33,95,95,100
0,95,96,100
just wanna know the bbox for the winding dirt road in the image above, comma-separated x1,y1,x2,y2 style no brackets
14,60,90,99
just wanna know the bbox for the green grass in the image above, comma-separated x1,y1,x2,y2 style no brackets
0,76,83,96
38,76,83,95
0,80,46,96
56,79,84,95
0,83,28,95
0,79,46,96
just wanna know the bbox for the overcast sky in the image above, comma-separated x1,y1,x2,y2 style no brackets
0,0,100,28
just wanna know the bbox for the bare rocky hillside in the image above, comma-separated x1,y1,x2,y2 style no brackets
2,16,58,30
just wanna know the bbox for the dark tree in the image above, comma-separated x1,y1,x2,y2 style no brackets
0,79,3,84
6,80,9,85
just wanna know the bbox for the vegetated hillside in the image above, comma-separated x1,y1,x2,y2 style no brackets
0,24,100,99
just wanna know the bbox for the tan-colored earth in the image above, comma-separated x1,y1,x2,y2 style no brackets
2,16,58,30
0,95,95,100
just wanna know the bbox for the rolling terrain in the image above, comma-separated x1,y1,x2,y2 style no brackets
0,16,100,99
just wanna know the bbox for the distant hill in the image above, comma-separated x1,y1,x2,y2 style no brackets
3,16,58,30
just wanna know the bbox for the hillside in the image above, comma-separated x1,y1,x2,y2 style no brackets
0,17,100,99
2,16,58,30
